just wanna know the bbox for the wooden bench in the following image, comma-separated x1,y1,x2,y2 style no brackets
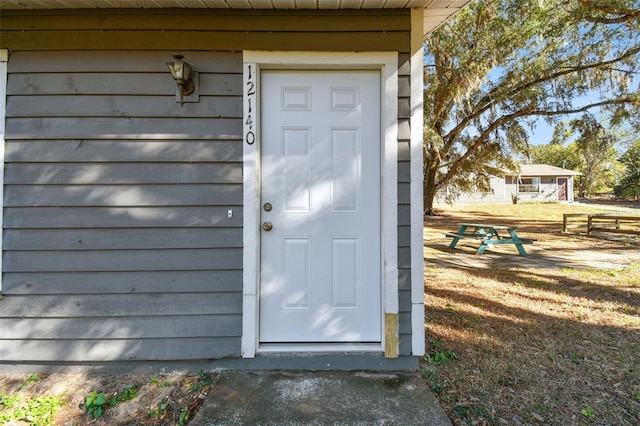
587,214,640,236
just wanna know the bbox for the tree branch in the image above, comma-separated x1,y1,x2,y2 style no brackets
440,96,639,186
577,0,640,24
441,45,640,149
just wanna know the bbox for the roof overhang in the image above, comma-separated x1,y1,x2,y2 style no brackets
508,165,583,177
0,0,472,37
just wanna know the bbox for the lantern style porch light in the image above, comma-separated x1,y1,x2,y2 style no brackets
167,53,195,106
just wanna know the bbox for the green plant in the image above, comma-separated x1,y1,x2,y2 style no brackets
0,393,22,423
177,406,189,426
117,385,139,402
147,402,169,419
424,340,458,365
453,403,493,423
150,375,170,387
81,384,140,419
581,406,596,420
453,404,470,417
18,374,41,391
420,368,446,394
189,370,215,393
0,393,64,426
430,384,445,394
570,352,583,364
424,349,458,365
420,368,438,381
533,401,550,414
0,393,21,409
81,392,115,419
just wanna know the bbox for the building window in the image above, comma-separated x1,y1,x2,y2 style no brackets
518,177,540,193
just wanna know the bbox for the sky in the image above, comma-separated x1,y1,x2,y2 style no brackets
528,120,555,146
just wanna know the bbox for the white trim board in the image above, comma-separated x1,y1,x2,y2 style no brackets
241,51,399,358
0,49,8,293
410,8,426,356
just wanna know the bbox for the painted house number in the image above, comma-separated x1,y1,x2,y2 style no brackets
245,64,256,145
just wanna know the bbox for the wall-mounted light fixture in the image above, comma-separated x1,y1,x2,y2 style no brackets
167,53,195,107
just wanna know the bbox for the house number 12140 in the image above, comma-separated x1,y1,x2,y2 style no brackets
245,64,256,145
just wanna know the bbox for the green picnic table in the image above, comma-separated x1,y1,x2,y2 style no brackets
445,223,534,256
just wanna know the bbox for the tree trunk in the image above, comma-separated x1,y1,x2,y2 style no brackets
579,162,594,198
423,163,439,216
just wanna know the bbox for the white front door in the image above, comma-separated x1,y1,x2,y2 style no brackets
259,70,381,343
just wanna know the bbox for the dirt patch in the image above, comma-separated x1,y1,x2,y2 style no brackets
0,371,216,425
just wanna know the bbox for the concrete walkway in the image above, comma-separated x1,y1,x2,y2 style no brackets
191,371,452,426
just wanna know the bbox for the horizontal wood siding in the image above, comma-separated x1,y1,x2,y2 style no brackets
0,9,415,364
5,163,242,184
1,338,239,362
6,74,241,97
4,207,242,228
1,48,245,362
5,141,241,161
1,294,241,317
397,54,412,356
445,176,506,204
3,271,242,294
5,249,243,272
4,228,242,250
1,315,242,339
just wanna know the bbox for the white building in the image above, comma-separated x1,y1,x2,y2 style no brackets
441,164,582,204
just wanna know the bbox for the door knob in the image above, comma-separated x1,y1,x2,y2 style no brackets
262,221,273,231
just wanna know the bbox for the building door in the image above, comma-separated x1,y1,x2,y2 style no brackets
557,178,568,201
259,70,381,343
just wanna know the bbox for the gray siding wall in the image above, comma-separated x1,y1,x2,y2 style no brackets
436,175,506,205
506,176,562,203
0,9,415,363
2,51,244,361
397,55,413,356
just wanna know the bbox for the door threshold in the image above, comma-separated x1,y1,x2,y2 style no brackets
258,343,383,353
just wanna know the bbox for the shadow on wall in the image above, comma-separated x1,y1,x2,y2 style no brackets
1,51,247,364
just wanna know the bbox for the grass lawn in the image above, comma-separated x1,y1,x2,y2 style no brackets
422,203,640,425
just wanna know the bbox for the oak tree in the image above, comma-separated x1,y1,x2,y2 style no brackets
423,0,640,214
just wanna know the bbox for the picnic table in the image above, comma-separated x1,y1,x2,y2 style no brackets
445,223,534,256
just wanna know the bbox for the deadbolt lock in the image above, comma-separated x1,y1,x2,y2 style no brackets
263,202,272,212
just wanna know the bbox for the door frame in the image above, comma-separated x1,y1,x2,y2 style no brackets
241,51,398,358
